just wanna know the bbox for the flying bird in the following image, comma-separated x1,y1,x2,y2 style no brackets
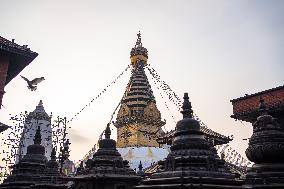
21,76,45,91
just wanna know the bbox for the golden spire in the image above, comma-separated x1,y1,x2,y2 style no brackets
130,31,148,66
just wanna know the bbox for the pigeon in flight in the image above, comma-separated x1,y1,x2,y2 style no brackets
21,76,45,91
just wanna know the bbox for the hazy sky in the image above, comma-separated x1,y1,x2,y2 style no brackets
0,0,283,162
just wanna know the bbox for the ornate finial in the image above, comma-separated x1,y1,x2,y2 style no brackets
38,100,43,106
105,123,111,139
130,31,148,65
180,93,193,118
35,100,45,112
51,147,56,160
135,31,142,48
138,161,143,171
258,96,268,115
34,126,41,145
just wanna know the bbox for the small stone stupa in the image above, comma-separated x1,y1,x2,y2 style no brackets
136,93,243,188
74,124,141,189
0,126,48,188
0,127,67,189
244,98,284,188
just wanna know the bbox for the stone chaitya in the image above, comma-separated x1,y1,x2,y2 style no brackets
244,98,284,188
46,148,61,177
136,93,243,188
0,126,47,189
61,139,75,176
0,126,67,189
74,124,141,189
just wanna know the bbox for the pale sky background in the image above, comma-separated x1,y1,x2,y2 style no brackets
0,0,283,162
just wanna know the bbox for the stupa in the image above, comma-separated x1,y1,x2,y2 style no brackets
136,93,243,188
115,32,170,169
74,124,141,189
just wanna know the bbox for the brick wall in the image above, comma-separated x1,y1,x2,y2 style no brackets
232,88,284,115
0,54,9,109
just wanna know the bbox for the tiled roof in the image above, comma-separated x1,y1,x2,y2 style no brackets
231,85,284,102
0,36,38,58
231,85,284,122
158,125,232,145
0,35,38,84
0,122,10,133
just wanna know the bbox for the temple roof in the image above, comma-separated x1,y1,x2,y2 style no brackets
230,85,284,123
157,125,232,146
231,85,284,102
0,36,38,85
0,122,10,133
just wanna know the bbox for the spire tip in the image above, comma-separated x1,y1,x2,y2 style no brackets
180,93,193,118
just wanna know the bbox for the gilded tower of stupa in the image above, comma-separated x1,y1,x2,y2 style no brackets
115,32,165,148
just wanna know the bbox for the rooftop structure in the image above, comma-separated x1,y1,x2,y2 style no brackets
231,85,284,124
0,36,38,84
0,35,38,133
0,36,38,108
0,122,9,133
156,125,232,147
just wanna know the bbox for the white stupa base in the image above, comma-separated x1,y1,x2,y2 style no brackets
117,147,169,171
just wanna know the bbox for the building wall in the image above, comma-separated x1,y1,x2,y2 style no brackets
0,53,9,109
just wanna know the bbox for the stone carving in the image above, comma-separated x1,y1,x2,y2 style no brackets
244,98,284,188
